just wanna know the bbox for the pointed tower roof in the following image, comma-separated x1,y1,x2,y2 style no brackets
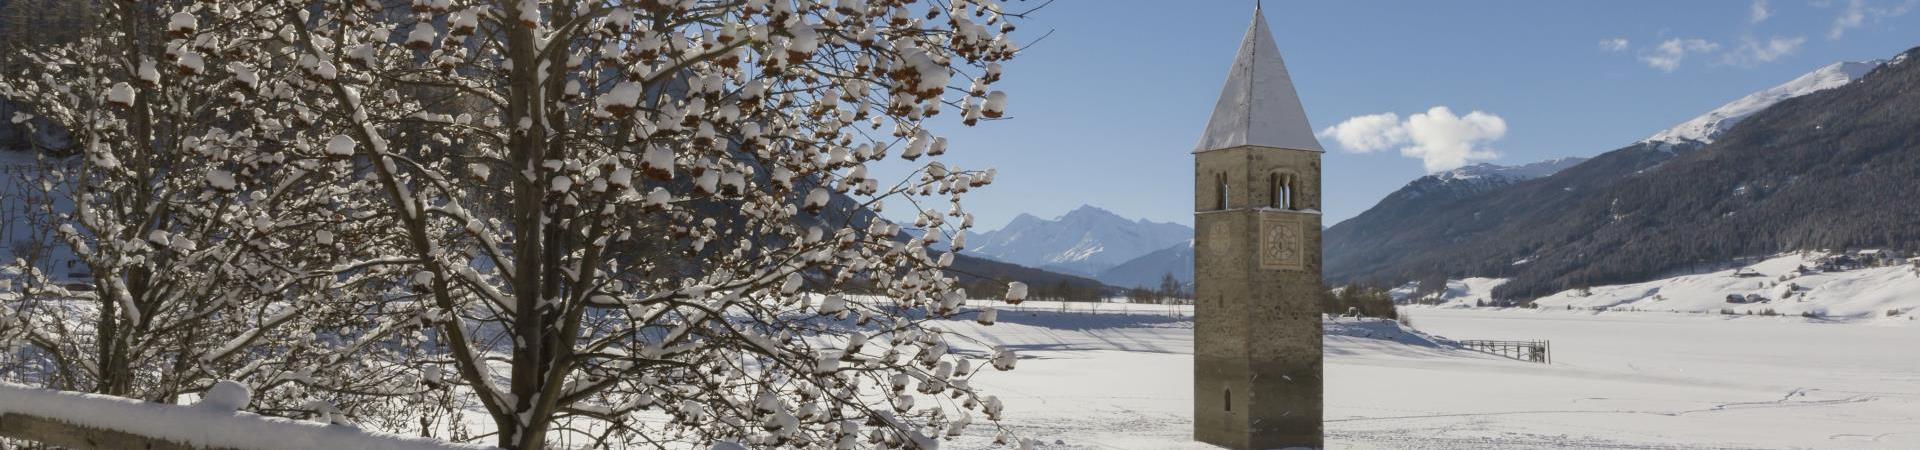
1195,6,1323,153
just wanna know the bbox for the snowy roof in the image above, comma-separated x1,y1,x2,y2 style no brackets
1194,6,1323,153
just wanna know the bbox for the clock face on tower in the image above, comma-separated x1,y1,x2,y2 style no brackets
1206,220,1234,258
1259,214,1304,271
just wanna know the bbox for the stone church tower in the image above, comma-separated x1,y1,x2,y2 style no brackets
1192,6,1324,449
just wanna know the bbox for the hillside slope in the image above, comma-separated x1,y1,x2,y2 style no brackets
1326,51,1920,300
1644,60,1883,147
1403,251,1920,319
1095,240,1193,289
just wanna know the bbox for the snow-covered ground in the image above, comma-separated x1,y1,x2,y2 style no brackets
1530,252,1920,318
0,380,493,450
1392,277,1508,308
930,302,1920,449
1402,251,1920,319
9,297,1913,449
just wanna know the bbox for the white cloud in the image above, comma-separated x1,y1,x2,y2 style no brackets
1317,113,1404,154
1639,38,1720,72
1832,0,1869,38
1751,0,1773,23
1317,107,1507,173
1598,38,1630,52
1725,35,1806,65
1830,0,1917,39
1401,107,1507,173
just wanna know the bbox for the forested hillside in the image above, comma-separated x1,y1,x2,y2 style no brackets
1327,48,1920,301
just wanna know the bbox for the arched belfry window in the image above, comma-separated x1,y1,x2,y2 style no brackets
1270,172,1299,210
1215,173,1228,210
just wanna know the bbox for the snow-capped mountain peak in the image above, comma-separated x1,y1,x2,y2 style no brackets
1054,204,1126,223
1367,156,1588,204
1434,156,1587,182
965,205,1192,277
1643,60,1883,147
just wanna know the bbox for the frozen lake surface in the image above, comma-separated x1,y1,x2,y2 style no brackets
935,304,1920,449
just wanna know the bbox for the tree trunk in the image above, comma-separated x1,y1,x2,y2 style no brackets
503,0,549,446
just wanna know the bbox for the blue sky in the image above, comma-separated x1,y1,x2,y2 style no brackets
905,0,1920,230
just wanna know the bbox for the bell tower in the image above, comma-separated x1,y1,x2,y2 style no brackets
1192,5,1324,449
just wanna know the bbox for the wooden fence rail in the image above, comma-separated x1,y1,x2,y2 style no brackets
1456,339,1551,364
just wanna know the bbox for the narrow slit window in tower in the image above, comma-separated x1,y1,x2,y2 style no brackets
1216,173,1228,210
1268,174,1281,209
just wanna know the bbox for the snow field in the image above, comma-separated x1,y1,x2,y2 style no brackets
926,304,1919,449
15,292,1909,449
1407,252,1920,320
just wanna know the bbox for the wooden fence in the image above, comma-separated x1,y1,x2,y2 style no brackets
1456,339,1551,364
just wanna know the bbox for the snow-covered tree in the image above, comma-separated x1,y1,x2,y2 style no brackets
0,0,1042,447
234,0,1035,448
0,1,418,412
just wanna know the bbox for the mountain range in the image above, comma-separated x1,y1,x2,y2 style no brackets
950,51,1920,300
1074,158,1596,290
1326,49,1920,300
963,205,1191,279
1380,157,1589,205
